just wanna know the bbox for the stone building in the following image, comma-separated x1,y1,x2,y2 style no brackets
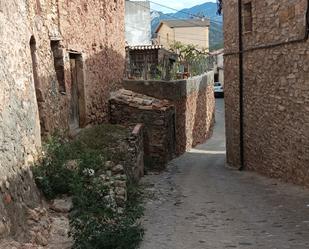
0,0,125,238
223,0,309,186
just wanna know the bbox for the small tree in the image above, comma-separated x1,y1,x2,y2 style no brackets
170,42,213,77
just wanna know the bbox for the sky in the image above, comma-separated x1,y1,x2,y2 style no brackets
149,0,217,13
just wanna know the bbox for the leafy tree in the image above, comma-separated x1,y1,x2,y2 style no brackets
170,42,213,77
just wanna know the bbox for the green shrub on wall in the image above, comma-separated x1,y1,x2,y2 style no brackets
33,125,144,249
170,41,215,78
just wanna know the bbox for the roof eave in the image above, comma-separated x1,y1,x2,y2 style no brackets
155,22,164,33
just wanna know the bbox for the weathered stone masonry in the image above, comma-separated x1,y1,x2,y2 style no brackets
110,89,176,170
224,0,309,186
122,72,216,156
0,0,125,238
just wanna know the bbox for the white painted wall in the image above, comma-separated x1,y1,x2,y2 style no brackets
125,1,152,46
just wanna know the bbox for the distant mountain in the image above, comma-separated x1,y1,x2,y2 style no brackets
151,2,223,50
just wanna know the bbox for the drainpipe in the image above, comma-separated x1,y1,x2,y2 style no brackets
238,0,245,171
306,0,309,40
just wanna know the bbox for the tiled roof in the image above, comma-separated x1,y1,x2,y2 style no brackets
110,89,172,110
126,45,164,50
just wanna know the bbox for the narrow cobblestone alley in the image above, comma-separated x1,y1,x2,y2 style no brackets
140,99,309,249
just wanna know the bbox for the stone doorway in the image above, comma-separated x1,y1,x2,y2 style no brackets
69,53,86,133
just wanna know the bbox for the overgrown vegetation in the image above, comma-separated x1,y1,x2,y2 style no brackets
70,180,144,249
170,41,215,78
33,125,144,249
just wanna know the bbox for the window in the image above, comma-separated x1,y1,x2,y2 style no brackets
51,40,66,93
243,2,253,32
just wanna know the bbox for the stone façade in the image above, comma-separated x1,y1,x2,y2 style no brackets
0,0,125,238
223,0,309,186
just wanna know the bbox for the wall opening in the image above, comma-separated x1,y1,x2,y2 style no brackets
243,2,253,32
30,35,46,134
69,53,86,132
51,40,66,93
214,73,219,82
30,36,43,102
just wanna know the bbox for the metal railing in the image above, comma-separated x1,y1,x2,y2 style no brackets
125,55,215,81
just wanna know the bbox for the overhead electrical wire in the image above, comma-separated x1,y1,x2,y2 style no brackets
127,1,220,47
149,0,223,24
131,1,223,28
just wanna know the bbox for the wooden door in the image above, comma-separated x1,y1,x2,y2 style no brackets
69,58,80,131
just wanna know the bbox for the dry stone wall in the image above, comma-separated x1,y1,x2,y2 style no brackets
125,124,145,181
110,89,176,170
123,72,216,155
0,0,125,239
175,74,216,153
224,0,309,186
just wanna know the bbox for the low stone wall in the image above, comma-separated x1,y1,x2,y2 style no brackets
109,89,176,170
126,124,145,181
0,169,42,239
123,72,215,154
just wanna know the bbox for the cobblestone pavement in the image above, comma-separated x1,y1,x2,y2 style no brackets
140,99,309,249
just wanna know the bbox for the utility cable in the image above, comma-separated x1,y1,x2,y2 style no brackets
131,1,223,28
149,0,223,24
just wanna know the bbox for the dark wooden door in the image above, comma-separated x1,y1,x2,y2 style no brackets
69,58,80,131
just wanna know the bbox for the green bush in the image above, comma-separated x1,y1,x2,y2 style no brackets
70,179,144,249
69,176,144,249
33,125,144,249
70,215,144,249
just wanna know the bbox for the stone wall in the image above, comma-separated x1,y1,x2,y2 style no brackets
0,0,125,239
123,72,216,154
58,0,126,125
126,124,145,181
224,0,309,186
110,89,176,170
